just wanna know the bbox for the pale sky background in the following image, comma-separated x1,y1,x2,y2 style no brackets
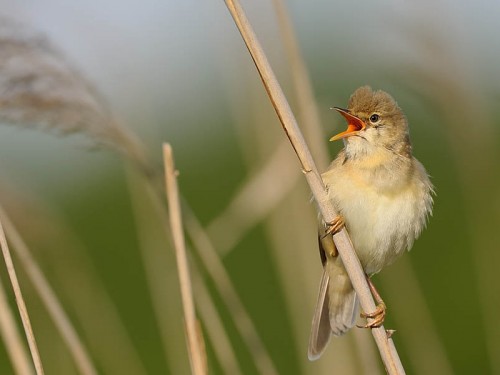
1,0,499,128
0,0,498,195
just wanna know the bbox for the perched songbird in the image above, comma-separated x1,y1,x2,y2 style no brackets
308,86,434,360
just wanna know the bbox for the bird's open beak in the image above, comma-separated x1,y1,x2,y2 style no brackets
330,107,366,141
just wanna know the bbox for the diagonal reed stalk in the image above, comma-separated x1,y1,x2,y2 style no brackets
271,1,381,372
236,97,359,373
271,0,329,171
0,275,34,375
222,0,404,373
163,143,207,375
0,215,44,375
207,140,300,256
0,182,150,375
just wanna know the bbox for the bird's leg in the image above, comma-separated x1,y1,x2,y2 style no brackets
319,215,344,259
322,215,345,238
358,276,386,329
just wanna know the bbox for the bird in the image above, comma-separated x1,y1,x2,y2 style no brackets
308,86,434,360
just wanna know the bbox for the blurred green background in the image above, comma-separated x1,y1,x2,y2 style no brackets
0,0,499,374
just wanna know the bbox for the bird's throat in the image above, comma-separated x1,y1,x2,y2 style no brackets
344,142,411,173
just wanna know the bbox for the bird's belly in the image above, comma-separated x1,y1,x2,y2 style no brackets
330,184,421,275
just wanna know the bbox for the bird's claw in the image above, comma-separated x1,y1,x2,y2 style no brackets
358,302,386,329
322,215,345,238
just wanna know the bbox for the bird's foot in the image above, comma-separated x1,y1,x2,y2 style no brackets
322,215,345,238
358,302,386,329
357,275,388,329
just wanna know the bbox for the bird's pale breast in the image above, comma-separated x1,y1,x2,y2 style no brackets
323,157,431,275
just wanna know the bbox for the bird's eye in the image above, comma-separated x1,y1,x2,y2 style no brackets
369,114,380,123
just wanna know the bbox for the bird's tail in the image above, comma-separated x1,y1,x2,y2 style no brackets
308,262,359,360
327,261,359,336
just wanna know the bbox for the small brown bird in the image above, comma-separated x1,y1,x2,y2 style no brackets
308,86,434,360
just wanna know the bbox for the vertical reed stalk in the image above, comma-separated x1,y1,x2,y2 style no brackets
163,144,206,375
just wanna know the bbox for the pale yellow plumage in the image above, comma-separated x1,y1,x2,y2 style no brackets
308,86,434,360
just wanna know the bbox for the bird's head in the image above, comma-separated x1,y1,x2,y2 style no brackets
331,86,411,158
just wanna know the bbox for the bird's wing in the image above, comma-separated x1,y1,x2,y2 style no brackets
308,269,331,360
308,226,336,360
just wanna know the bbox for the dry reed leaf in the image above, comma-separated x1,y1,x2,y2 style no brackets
0,18,109,136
